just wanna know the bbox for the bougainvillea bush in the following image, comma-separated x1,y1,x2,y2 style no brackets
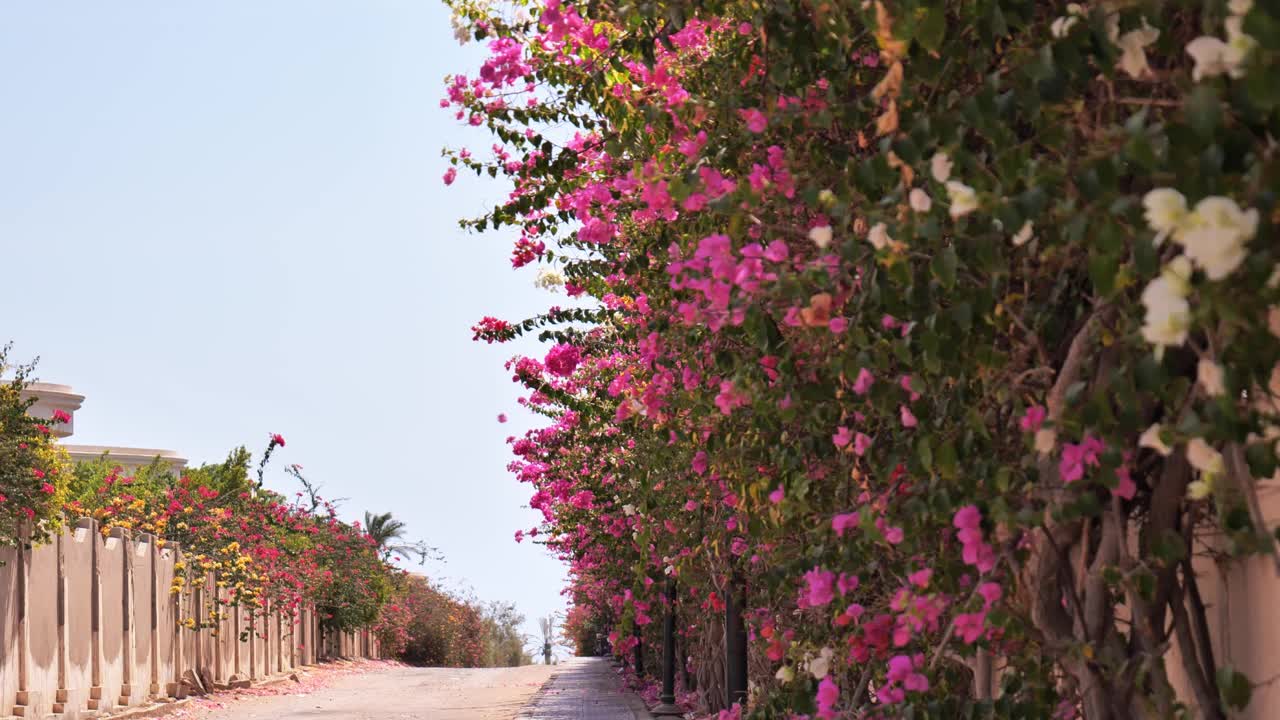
63,439,398,638
447,0,1280,717
0,346,70,549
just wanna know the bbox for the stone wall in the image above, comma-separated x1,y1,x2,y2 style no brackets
0,520,382,719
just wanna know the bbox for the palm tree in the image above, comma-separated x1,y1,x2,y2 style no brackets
364,511,408,548
363,511,436,564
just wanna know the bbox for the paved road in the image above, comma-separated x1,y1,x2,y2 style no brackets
146,658,650,720
161,664,555,720
519,658,652,720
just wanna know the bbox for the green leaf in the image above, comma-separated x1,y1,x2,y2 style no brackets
1187,85,1222,139
917,8,946,53
917,437,934,472
1151,529,1186,565
933,247,959,290
937,441,958,480
1216,666,1252,711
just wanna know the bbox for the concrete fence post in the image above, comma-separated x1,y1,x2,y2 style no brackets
115,526,134,708
149,535,159,698
14,523,37,716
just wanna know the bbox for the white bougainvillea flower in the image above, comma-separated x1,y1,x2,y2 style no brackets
1186,437,1225,476
930,152,953,183
809,225,834,250
1229,0,1253,15
1187,14,1255,82
1179,196,1258,280
1140,270,1192,352
945,180,978,218
1050,4,1086,38
1186,36,1233,81
1139,424,1172,456
1116,19,1160,79
1197,359,1227,397
909,188,932,213
535,267,566,290
1163,255,1194,295
1224,15,1258,73
776,665,795,683
1142,188,1189,245
807,647,834,679
1051,15,1080,38
451,14,471,44
867,222,891,250
1011,220,1034,247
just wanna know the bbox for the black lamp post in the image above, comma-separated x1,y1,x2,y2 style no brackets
725,572,748,708
651,576,682,716
634,627,644,678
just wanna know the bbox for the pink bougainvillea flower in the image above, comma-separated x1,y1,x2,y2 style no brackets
899,374,921,401
832,512,859,537
40,482,56,494
443,167,458,185
853,368,875,395
883,526,904,544
1059,434,1104,484
513,529,524,543
544,343,581,377
802,566,836,607
692,450,708,475
829,317,848,333
740,108,768,133
833,426,853,448
815,676,839,719
955,612,986,643
977,582,1003,608
497,413,508,423
953,505,981,530
853,432,873,456
838,572,859,595
1114,463,1137,500
768,484,785,504
32,468,45,479
1019,405,1047,432
52,409,71,424
908,568,933,588
900,405,918,428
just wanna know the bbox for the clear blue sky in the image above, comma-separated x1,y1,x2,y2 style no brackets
0,2,567,653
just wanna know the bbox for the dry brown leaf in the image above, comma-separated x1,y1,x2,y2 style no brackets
875,99,899,136
886,150,915,187
800,293,834,327
875,1,908,62
871,60,904,102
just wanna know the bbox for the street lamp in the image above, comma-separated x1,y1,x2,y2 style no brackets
651,577,682,717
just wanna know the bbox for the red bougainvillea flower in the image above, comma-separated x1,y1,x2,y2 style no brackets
271,433,286,447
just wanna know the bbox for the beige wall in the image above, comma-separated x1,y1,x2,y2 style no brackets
1,521,383,718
